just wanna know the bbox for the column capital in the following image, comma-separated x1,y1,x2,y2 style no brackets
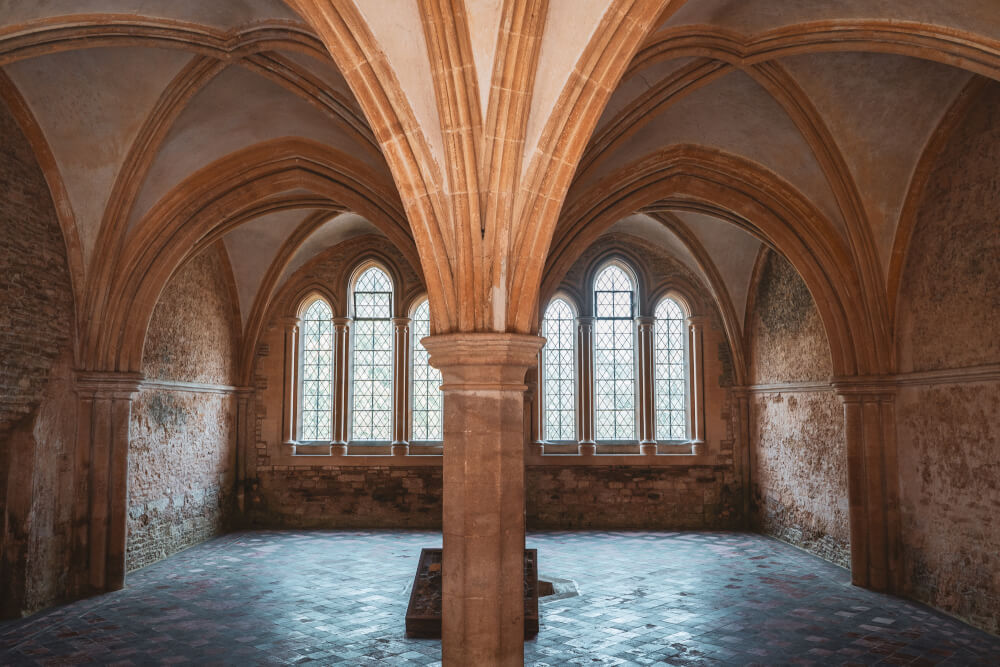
278,316,301,329
75,371,144,397
832,376,897,402
392,316,412,326
685,314,711,327
576,315,595,326
332,316,351,328
423,333,544,391
635,315,655,327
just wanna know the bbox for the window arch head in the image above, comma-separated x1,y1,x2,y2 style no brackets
594,262,636,319
352,264,393,319
541,297,577,442
593,262,637,441
299,297,333,442
411,298,443,441
654,296,688,441
351,264,393,441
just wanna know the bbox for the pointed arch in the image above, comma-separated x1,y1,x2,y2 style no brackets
550,145,884,377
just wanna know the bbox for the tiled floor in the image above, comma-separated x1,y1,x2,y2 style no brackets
2,531,998,666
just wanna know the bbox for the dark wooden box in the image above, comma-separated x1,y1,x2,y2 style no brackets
405,548,539,639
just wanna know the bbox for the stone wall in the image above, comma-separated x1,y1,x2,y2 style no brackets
249,466,442,528
894,81,1000,633
748,250,849,567
526,466,742,529
249,232,745,532
127,246,239,572
0,94,77,618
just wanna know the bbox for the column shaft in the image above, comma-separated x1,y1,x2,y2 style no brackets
331,317,351,454
74,372,142,594
281,317,300,445
423,333,544,667
687,316,708,452
392,317,411,455
636,316,656,454
836,382,902,593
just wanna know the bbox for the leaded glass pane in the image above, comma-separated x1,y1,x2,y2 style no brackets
655,298,687,441
300,299,333,441
594,265,636,440
411,300,443,441
541,298,576,441
352,267,393,441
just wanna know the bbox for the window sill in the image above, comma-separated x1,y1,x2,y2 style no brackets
527,440,720,466
282,440,443,464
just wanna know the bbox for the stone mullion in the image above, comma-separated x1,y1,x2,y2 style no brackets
636,316,656,454
391,317,411,455
576,316,596,455
687,315,708,453
280,317,300,445
331,317,351,455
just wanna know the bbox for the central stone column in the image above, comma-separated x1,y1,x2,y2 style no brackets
422,333,544,667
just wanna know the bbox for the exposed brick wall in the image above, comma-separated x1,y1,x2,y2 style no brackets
526,466,743,529
895,81,1000,633
248,466,442,528
0,95,76,618
127,246,239,572
748,250,848,568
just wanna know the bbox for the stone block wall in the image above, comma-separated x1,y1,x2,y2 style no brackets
894,81,1000,633
526,465,742,529
248,466,443,529
747,250,849,568
127,246,239,572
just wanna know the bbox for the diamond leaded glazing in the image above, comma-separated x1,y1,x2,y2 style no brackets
542,298,576,441
411,299,442,441
300,299,333,441
352,267,393,441
594,265,636,440
655,298,687,441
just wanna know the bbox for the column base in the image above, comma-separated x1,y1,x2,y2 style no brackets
331,442,348,456
578,442,597,456
391,442,409,456
639,441,657,456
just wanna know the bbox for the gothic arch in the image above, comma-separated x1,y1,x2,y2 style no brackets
85,138,414,375
550,145,885,377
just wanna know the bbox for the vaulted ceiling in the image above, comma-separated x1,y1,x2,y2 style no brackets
1,0,997,371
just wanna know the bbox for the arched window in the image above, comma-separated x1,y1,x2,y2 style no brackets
411,299,443,441
655,297,688,441
541,298,576,441
351,266,393,441
594,264,636,440
300,298,333,441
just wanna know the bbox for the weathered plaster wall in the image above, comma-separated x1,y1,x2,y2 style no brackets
748,250,849,568
0,94,77,618
127,246,239,571
895,81,1000,633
